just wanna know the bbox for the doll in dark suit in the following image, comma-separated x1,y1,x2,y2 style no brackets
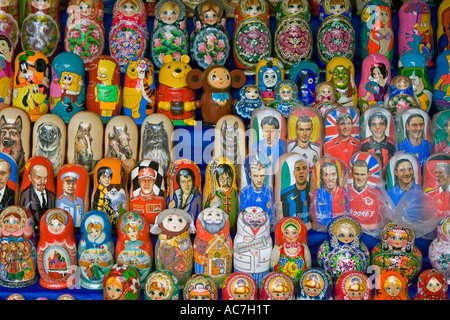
0,159,15,211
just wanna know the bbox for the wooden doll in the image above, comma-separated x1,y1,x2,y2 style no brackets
19,156,55,227
270,217,311,286
430,218,450,282
105,115,139,174
268,79,301,117
221,272,258,300
325,57,358,107
0,205,37,288
49,52,86,124
123,57,156,124
275,0,310,27
37,208,77,289
214,115,247,170
67,111,103,175
55,164,89,229
233,84,266,127
233,206,272,287
373,268,410,300
186,65,246,126
78,210,115,290
151,208,195,287
423,154,450,216
103,263,141,300
432,110,450,154
144,270,180,300
0,152,19,211
371,222,423,283
7,294,25,300
437,0,450,55
166,159,202,224
297,267,333,300
64,0,105,71
0,2,19,52
0,33,13,107
255,57,285,104
384,75,420,115
310,81,341,116
398,0,434,67
318,0,351,21
414,269,448,300
356,0,391,15
189,0,230,69
86,55,122,123
31,114,66,176
150,0,188,69
183,274,218,300
116,211,153,282
259,271,295,300
289,60,320,107
12,51,50,122
334,270,372,300
433,50,450,112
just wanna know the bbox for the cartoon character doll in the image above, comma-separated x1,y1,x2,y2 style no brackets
255,57,285,104
437,0,450,54
325,57,358,107
0,33,13,107
289,60,320,107
268,79,301,117
433,50,450,112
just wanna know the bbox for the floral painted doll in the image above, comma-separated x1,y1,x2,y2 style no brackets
0,0,19,51
269,80,301,117
144,270,180,300
414,269,448,300
334,270,372,300
429,217,450,279
184,274,218,300
103,263,141,300
384,75,419,115
233,84,266,126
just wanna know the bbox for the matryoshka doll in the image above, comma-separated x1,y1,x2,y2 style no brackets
297,268,333,300
384,75,420,116
334,270,372,300
233,84,266,127
268,80,301,117
184,274,218,300
0,1,19,52
437,0,450,55
190,0,230,69
311,82,341,116
0,33,13,107
150,0,188,69
371,222,423,283
12,51,50,122
0,153,18,212
233,0,272,71
432,110,450,154
77,210,115,290
64,0,105,71
49,52,86,123
318,0,351,21
433,50,450,112
222,272,258,300
289,60,320,107
115,211,153,282
422,154,450,216
37,208,77,289
144,270,180,300
430,218,450,279
255,57,285,104
259,271,295,300
398,0,434,67
86,55,122,124
325,57,358,107
109,0,149,72
317,216,370,281
414,269,448,300
0,205,37,288
373,268,410,300
103,263,141,300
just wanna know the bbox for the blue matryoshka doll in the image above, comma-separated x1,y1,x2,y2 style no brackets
255,57,285,104
289,60,320,106
384,74,420,116
234,84,266,127
433,49,450,112
268,79,301,117
297,267,333,300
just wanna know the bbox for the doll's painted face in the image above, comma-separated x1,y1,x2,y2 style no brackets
2,214,20,233
32,0,51,10
231,282,251,300
288,1,303,14
346,281,365,300
329,0,346,15
379,8,390,26
279,85,293,100
318,84,333,99
395,76,410,90
88,224,102,239
49,216,65,234
283,225,299,243
148,282,166,300
203,9,218,25
0,39,12,62
262,69,278,88
426,276,443,293
208,68,231,90
106,280,123,299
384,276,402,297
246,3,262,16
331,65,350,90
245,86,260,100
303,277,323,297
269,280,291,300
126,225,138,241
160,4,180,24
333,222,357,244
79,1,93,16
120,1,138,17
162,213,187,232
387,230,409,250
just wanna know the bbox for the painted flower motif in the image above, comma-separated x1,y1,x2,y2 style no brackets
174,36,182,47
198,42,207,52
318,23,354,61
163,31,172,41
282,261,299,278
204,54,213,65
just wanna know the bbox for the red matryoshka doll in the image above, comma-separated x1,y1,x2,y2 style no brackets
311,81,341,116
0,1,19,52
270,217,311,286
0,152,19,212
116,211,153,282
422,154,450,217
415,269,448,300
373,268,410,300
255,57,285,104
12,50,50,122
358,53,392,113
398,0,434,67
109,0,149,72
0,33,13,107
0,205,37,288
431,110,450,154
6,293,25,300
259,271,295,300
222,272,258,300
103,263,141,300
325,57,358,107
64,0,105,71
335,270,372,300
144,270,180,300
429,217,450,279
55,164,89,229
437,0,450,55
37,208,77,289
297,267,333,300
384,75,420,116
184,274,218,300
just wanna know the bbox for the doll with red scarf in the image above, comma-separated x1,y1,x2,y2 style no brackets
103,263,141,300
335,270,372,300
414,269,448,300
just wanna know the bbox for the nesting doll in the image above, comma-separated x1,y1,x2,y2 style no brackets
268,80,301,117
77,210,115,289
150,0,188,69
297,268,333,300
0,2,19,52
221,272,258,300
0,152,18,211
109,0,148,72
37,209,77,289
91,158,129,228
334,270,372,300
373,268,410,300
415,269,448,300
7,294,25,300
130,160,166,225
151,208,195,287
67,111,103,175
311,82,341,116
214,115,247,169
325,58,358,107
105,115,139,174
318,0,351,21
21,0,60,59
259,271,295,300
184,274,218,300
438,0,450,55
12,51,50,122
190,0,230,69
289,60,320,107
432,110,450,154
64,0,105,71
384,75,420,116
371,222,423,283
19,156,55,227
123,57,156,124
317,216,370,281
233,84,266,126
358,53,392,112
144,270,180,300
0,206,37,288
116,211,153,282
233,206,272,287
309,157,348,231
270,217,311,285
429,218,450,282
423,154,450,216
103,263,141,300
434,50,450,112
398,0,434,67
255,57,285,104
0,34,13,107
186,65,246,126
233,0,271,71
86,55,122,123
55,164,89,229
356,0,391,15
